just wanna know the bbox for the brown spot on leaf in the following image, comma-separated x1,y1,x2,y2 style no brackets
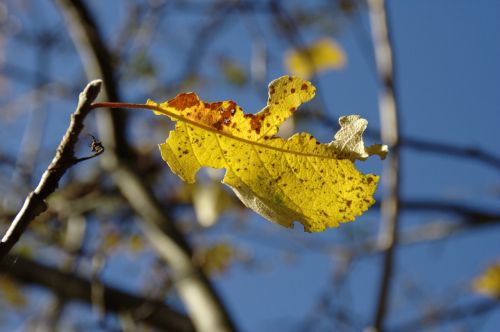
290,107,296,113
213,119,224,131
291,88,296,93
250,115,263,134
209,101,223,111
169,93,199,110
301,83,308,91
244,111,269,135
227,101,236,111
219,107,233,125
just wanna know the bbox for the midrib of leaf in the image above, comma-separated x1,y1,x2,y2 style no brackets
92,102,340,160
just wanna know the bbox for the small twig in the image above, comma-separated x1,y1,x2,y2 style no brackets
74,134,105,162
372,199,500,225
0,80,103,263
389,299,500,332
401,136,500,171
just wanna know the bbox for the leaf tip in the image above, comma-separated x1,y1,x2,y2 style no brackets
330,115,389,161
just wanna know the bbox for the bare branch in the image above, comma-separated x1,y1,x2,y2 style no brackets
0,80,103,262
368,0,401,330
0,254,194,332
400,136,500,171
55,1,238,331
372,199,500,225
389,299,500,332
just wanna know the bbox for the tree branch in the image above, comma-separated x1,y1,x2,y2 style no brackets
0,254,194,332
400,135,500,171
373,199,500,225
55,1,238,331
0,80,103,262
368,0,401,331
389,299,500,332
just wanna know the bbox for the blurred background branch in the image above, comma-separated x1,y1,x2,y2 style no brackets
55,0,237,331
368,0,401,330
0,254,194,331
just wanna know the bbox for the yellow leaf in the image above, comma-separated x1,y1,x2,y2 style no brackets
285,38,346,79
473,262,500,298
195,243,234,275
219,58,247,87
0,276,26,307
149,75,386,232
330,115,388,161
129,234,144,253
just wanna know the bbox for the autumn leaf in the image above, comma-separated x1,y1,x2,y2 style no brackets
473,262,500,298
0,276,26,307
195,242,235,276
285,37,346,78
219,58,248,87
148,75,387,232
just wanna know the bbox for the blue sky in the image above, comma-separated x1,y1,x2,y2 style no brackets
1,1,500,331
207,1,500,330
